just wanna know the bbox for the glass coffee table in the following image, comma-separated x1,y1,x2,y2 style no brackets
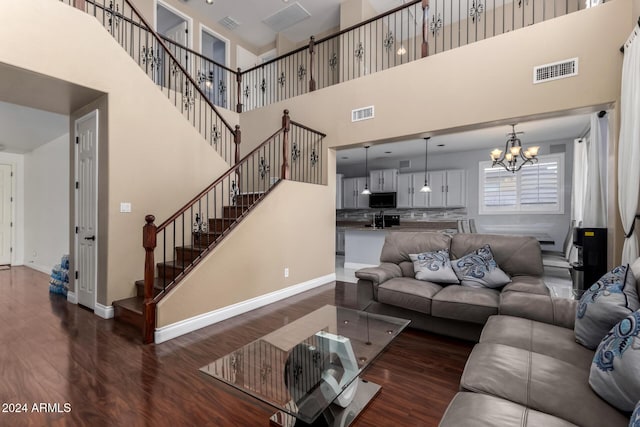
200,305,410,426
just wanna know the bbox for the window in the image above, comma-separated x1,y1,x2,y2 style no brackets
479,153,564,214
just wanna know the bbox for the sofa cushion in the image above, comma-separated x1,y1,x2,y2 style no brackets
460,343,629,427
451,233,543,277
589,310,640,412
409,249,459,284
451,244,511,288
502,275,550,295
380,232,451,265
480,315,594,370
431,285,499,324
499,292,578,329
354,262,402,285
575,264,640,349
377,277,442,315
439,392,579,427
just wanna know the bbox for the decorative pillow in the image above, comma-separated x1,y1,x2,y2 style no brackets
575,265,640,349
451,244,511,289
631,401,640,427
589,310,640,412
409,249,459,284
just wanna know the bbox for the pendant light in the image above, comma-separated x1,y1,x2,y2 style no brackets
420,137,432,192
362,145,372,195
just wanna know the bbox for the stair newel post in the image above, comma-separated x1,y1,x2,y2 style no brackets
308,36,316,92
143,215,157,344
421,0,430,58
281,110,291,180
234,125,242,188
236,68,243,113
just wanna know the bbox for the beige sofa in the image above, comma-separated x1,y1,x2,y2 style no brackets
356,232,563,341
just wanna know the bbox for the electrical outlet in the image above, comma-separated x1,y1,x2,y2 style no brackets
284,268,289,278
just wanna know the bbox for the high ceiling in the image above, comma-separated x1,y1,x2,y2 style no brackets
183,0,405,49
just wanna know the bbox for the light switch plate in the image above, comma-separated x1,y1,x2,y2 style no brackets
120,202,132,213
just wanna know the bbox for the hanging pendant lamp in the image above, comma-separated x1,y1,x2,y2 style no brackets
420,137,432,192
362,145,372,195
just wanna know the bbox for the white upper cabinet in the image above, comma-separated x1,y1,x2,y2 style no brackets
370,169,398,192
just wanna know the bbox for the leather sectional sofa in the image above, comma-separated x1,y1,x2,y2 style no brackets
355,231,634,426
355,232,567,341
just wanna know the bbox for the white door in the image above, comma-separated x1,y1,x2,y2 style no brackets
165,21,189,70
75,111,98,310
0,165,12,265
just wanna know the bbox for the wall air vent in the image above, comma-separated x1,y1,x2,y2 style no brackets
533,58,578,84
399,160,411,169
263,2,311,33
219,16,240,30
351,106,375,122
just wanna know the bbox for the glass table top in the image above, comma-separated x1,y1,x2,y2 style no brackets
200,305,410,424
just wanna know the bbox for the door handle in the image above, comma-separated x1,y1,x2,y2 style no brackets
84,236,96,241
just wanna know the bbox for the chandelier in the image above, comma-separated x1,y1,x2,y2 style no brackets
490,124,539,173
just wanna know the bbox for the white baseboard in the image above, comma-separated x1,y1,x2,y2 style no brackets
155,273,336,344
344,262,376,270
67,291,78,304
95,303,114,319
25,263,52,275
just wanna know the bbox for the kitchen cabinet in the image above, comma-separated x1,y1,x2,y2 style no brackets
397,173,429,208
370,169,398,192
343,177,369,209
429,169,466,208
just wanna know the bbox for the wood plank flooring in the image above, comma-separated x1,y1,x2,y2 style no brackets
0,267,473,426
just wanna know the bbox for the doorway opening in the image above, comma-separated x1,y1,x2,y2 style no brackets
200,25,230,108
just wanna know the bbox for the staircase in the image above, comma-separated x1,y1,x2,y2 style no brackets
112,192,264,330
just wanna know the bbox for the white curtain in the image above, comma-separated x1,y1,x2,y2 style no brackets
618,23,640,264
583,113,608,227
572,137,588,226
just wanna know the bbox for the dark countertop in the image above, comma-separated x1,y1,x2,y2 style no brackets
336,220,459,231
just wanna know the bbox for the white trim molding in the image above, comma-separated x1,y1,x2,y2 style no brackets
67,291,78,304
155,273,336,344
95,303,114,319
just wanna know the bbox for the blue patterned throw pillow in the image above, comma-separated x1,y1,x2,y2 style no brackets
451,244,511,289
589,310,640,412
630,401,640,427
409,249,459,284
575,265,639,349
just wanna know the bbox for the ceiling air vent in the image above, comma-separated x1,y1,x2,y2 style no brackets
533,58,578,84
352,106,374,122
263,2,311,33
399,160,411,169
219,16,240,30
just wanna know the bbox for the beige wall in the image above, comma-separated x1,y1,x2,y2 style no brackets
240,0,631,264
0,0,236,304
156,176,336,328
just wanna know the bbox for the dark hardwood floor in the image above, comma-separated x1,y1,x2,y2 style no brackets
0,267,473,426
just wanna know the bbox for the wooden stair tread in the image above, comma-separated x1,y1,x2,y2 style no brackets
113,296,143,315
157,260,190,268
135,278,167,290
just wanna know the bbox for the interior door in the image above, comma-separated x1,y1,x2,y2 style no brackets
75,111,98,310
165,21,189,71
0,164,12,265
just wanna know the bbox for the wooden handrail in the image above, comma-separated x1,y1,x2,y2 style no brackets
86,0,236,136
290,121,327,138
156,126,286,232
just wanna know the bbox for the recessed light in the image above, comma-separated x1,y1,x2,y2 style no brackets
341,156,349,160
206,0,214,4
437,144,445,147
384,151,392,154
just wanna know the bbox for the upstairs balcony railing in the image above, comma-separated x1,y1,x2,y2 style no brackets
161,0,602,113
60,0,239,164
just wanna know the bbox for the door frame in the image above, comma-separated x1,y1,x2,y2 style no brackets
73,110,99,310
0,162,15,266
154,0,194,49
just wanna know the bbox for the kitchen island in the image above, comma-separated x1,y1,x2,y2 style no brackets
340,221,458,269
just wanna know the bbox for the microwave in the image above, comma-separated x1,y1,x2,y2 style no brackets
369,192,397,209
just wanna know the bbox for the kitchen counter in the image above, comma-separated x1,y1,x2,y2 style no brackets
341,221,459,269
